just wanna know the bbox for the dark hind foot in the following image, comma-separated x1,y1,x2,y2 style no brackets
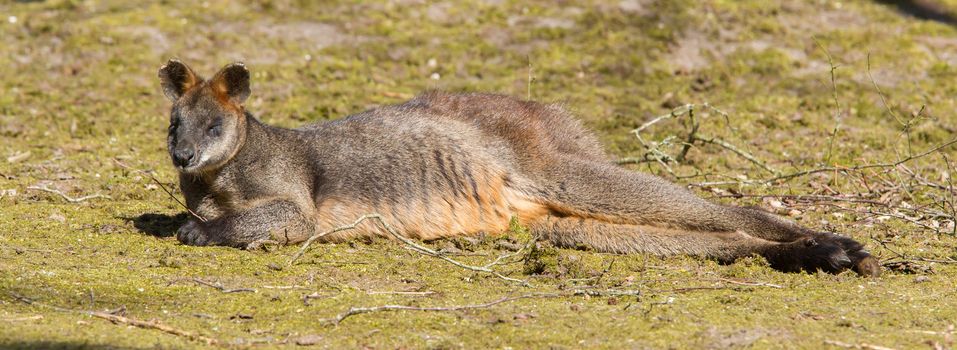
810,232,881,277
762,234,880,276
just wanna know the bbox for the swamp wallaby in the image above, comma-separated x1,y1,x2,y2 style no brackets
158,60,880,277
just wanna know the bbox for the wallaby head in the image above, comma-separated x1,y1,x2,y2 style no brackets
158,59,250,174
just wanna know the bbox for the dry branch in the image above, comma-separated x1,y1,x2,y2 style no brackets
291,213,533,286
327,294,543,325
0,315,43,322
289,214,381,264
366,291,437,296
627,95,957,241
327,289,642,325
26,185,111,203
10,292,220,346
112,159,207,222
629,103,776,177
714,278,783,289
824,340,897,350
191,278,257,294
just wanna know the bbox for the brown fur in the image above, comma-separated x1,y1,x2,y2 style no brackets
158,60,881,277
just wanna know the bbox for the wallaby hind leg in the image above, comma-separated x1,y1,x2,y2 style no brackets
534,216,881,276
535,156,879,276
541,156,803,240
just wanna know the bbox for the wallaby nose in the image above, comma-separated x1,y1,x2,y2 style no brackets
173,149,195,167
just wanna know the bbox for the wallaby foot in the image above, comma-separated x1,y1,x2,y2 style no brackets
176,219,270,248
761,234,879,277
176,219,216,246
810,232,881,277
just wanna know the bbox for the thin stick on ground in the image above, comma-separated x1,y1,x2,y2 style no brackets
112,159,206,222
291,213,533,286
327,294,546,325
329,288,644,325
628,103,777,176
289,214,382,265
685,136,957,188
366,291,437,296
191,278,257,294
375,215,532,286
26,185,111,203
10,292,220,346
872,236,957,265
0,315,43,322
824,339,897,350
692,135,777,175
715,278,783,289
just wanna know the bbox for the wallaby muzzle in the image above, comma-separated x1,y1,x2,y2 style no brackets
172,146,196,168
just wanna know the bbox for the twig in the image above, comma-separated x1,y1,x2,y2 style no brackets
484,234,539,270
629,103,777,177
381,217,531,286
302,292,335,306
26,185,111,203
688,136,957,187
262,285,308,290
711,193,887,206
565,288,642,297
829,204,939,232
191,278,257,294
329,277,777,325
366,291,436,296
292,214,532,286
112,159,207,222
866,53,904,126
813,37,844,165
289,214,382,265
692,135,778,175
0,315,43,322
0,244,54,253
873,236,957,265
824,340,897,350
327,294,543,325
10,293,219,346
328,288,644,325
676,104,699,162
615,155,656,165
715,278,783,289
938,151,957,236
567,258,616,285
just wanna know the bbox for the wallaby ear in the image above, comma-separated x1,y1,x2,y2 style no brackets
210,62,250,105
158,59,201,102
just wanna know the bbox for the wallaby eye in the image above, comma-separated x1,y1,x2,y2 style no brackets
207,122,222,137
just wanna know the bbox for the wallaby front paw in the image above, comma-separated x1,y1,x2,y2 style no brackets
177,220,212,246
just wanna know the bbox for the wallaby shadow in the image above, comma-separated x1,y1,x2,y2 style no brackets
876,0,957,26
122,213,188,238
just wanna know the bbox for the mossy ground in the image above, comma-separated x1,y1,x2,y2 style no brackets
3,0,957,349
